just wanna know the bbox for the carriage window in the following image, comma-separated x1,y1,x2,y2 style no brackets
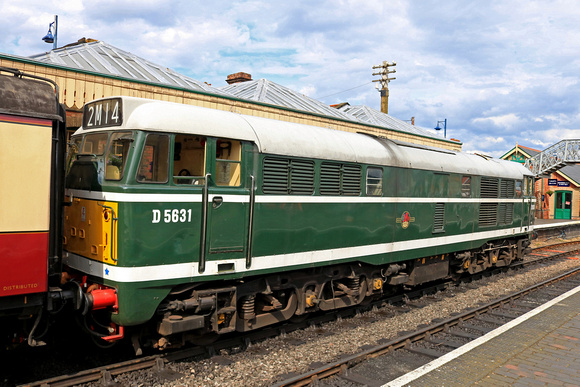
136,134,169,183
105,132,133,180
366,167,383,196
80,133,108,155
461,176,471,197
173,135,206,185
215,139,241,187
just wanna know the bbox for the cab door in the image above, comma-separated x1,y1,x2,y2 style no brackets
200,139,255,273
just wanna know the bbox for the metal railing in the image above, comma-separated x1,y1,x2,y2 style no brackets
524,139,580,176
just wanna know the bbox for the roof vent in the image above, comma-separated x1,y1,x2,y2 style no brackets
226,72,252,84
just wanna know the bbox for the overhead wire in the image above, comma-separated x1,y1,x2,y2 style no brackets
315,81,373,100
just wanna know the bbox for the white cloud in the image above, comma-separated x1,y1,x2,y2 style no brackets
472,114,520,129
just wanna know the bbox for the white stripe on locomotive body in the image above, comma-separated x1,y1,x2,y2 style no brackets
64,225,533,284
66,189,536,205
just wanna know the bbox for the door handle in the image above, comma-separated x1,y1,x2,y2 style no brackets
212,196,223,209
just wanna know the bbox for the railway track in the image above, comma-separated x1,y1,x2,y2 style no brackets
273,267,580,386
19,241,580,387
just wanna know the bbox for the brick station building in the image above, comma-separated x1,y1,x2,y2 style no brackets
501,144,580,220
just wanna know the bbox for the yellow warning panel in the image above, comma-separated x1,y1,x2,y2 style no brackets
64,198,118,265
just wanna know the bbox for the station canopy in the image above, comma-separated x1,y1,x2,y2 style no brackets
29,39,444,143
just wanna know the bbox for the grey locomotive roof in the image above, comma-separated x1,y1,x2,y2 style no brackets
29,40,224,95
77,97,529,179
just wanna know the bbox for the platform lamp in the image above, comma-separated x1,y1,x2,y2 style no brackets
42,15,58,50
435,119,447,138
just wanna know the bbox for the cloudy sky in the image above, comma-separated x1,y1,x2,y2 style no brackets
2,0,579,156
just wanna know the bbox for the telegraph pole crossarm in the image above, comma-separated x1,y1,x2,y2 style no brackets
372,60,396,114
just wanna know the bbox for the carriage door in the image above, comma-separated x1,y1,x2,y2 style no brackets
554,191,572,219
200,138,254,273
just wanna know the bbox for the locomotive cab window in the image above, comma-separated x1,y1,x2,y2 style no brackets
81,133,108,155
173,135,206,185
105,132,133,181
461,176,471,197
366,167,383,196
215,138,241,187
515,180,522,197
137,134,169,183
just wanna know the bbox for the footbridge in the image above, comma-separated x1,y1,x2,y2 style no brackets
524,139,580,177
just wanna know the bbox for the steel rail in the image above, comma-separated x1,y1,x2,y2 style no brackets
272,266,580,387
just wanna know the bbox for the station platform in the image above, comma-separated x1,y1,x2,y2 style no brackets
385,284,580,386
534,218,580,230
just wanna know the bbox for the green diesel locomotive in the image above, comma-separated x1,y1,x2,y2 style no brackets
63,96,534,350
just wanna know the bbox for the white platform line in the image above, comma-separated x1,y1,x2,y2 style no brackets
383,283,580,387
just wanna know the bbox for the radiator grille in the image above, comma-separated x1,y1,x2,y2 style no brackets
480,178,499,198
479,203,498,227
433,203,445,232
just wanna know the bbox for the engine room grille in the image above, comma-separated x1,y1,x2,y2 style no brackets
342,165,361,196
262,157,289,194
500,179,515,198
499,203,514,225
480,177,499,198
320,163,361,196
433,203,445,233
320,163,341,195
262,157,314,195
289,160,315,194
479,203,498,227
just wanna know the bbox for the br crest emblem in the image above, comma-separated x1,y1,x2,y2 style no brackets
396,211,415,229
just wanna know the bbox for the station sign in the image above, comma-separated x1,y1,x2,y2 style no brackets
547,179,570,187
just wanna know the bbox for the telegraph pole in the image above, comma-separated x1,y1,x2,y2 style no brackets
372,61,396,114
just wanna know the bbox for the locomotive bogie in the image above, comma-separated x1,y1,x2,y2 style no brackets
62,96,535,347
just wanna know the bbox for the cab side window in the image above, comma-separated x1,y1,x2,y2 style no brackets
105,132,133,180
366,167,383,196
215,139,242,187
173,135,206,185
137,134,169,183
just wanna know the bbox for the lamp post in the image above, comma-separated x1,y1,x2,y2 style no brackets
42,15,58,50
435,119,447,138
